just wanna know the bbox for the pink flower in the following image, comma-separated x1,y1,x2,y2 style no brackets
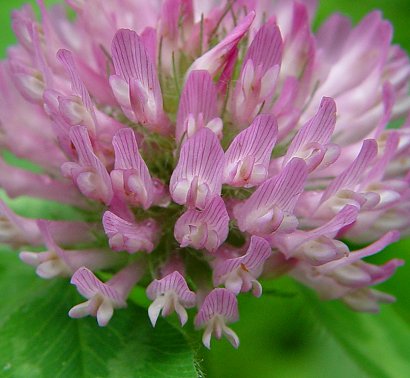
213,236,271,297
170,128,224,209
195,288,239,349
223,114,278,187
174,195,229,253
233,158,308,236
290,231,403,311
176,70,222,140
110,128,155,209
102,211,158,253
146,271,196,326
20,220,120,279
111,29,170,134
69,262,144,326
1,0,410,348
231,20,282,126
61,126,113,205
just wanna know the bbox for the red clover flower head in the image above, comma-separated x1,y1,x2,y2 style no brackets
1,0,409,348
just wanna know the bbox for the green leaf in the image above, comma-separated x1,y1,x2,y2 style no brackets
303,288,410,378
0,252,198,378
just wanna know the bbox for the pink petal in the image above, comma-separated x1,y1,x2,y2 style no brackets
320,139,378,205
316,13,352,63
111,128,153,209
111,29,169,133
174,195,229,252
146,271,196,306
96,300,115,327
170,128,224,209
314,11,392,100
244,21,283,74
230,20,283,124
275,205,359,255
140,27,157,65
222,323,240,349
223,114,278,187
57,48,97,127
37,219,68,262
0,200,94,245
234,158,308,235
11,5,36,52
187,11,255,77
0,158,85,207
366,131,399,183
317,231,400,274
70,267,125,305
279,3,315,100
103,211,157,253
35,259,66,279
195,288,239,327
176,70,219,141
374,82,396,138
342,288,395,313
214,236,271,282
283,97,338,171
62,126,113,205
159,0,193,42
360,259,404,286
148,296,166,326
68,301,90,319
0,199,41,245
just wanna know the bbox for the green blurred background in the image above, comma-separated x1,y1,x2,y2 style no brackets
1,1,409,377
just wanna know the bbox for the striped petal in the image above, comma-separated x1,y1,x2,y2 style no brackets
69,262,143,326
283,97,339,171
170,128,224,209
174,195,229,253
70,266,125,304
61,126,113,205
213,236,271,296
195,288,239,325
57,48,98,134
318,139,378,212
176,70,220,140
274,205,358,265
187,11,255,78
232,21,283,124
111,29,169,133
223,114,278,187
111,128,154,209
103,211,158,253
234,158,308,235
146,271,196,326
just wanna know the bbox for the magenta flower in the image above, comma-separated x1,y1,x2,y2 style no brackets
1,0,409,350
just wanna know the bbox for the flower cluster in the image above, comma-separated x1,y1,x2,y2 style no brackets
1,0,409,349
